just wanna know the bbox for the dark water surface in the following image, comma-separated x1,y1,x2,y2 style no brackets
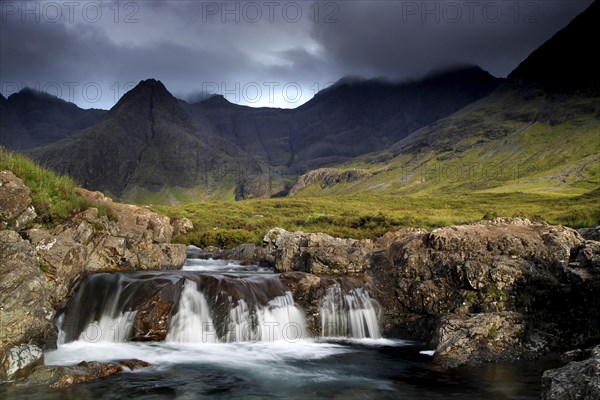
1,339,557,400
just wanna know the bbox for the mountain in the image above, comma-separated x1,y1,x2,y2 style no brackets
31,79,262,202
288,66,500,169
0,89,106,150
288,2,600,198
508,0,600,93
186,66,501,171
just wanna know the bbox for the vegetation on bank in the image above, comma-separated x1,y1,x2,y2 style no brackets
0,148,110,225
153,190,600,248
2,148,597,248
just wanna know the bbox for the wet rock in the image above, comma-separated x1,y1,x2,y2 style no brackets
116,359,151,370
0,170,36,229
0,231,54,362
21,361,119,388
264,228,374,275
130,279,184,341
432,312,525,367
186,244,204,258
0,344,44,381
221,243,275,267
541,345,600,400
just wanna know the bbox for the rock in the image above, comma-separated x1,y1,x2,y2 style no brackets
116,359,151,370
0,231,54,360
221,243,275,267
359,218,600,361
172,217,194,236
578,226,600,242
21,361,119,388
186,244,204,258
24,205,186,307
569,241,600,270
0,344,44,381
264,228,374,275
541,345,600,400
0,170,36,229
432,312,525,367
288,168,373,196
130,279,184,341
76,188,174,243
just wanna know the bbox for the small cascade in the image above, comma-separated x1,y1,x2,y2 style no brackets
167,282,307,343
57,273,139,343
166,280,218,343
77,311,137,343
320,285,381,339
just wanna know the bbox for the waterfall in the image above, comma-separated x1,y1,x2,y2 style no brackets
320,285,381,339
167,281,307,343
56,264,382,345
166,280,218,343
57,274,138,343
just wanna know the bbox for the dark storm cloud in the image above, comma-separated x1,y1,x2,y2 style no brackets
0,0,593,109
309,0,594,79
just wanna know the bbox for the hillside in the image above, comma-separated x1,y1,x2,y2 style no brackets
289,87,600,197
0,89,106,150
289,1,600,199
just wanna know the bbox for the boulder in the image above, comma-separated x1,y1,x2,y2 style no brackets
220,243,275,267
19,359,149,388
172,217,194,236
76,188,174,243
541,345,600,400
432,312,525,367
0,344,44,381
0,231,54,363
578,226,600,242
0,170,36,229
264,228,374,275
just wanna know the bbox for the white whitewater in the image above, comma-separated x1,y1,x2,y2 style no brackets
256,292,306,342
166,280,218,343
167,280,307,343
78,311,137,343
320,285,381,339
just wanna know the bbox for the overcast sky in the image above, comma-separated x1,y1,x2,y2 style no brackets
0,0,593,109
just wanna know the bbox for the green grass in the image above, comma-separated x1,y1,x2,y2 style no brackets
152,190,600,248
0,147,109,225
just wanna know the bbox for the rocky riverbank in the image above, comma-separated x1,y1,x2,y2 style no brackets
0,170,191,384
255,221,600,369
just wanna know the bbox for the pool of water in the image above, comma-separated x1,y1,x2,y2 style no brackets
1,338,555,400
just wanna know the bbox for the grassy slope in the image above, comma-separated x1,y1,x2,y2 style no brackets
153,190,599,248
0,148,107,225
294,88,600,197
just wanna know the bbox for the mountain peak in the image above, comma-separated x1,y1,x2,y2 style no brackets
8,87,67,104
199,94,231,106
508,1,599,93
111,78,179,112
